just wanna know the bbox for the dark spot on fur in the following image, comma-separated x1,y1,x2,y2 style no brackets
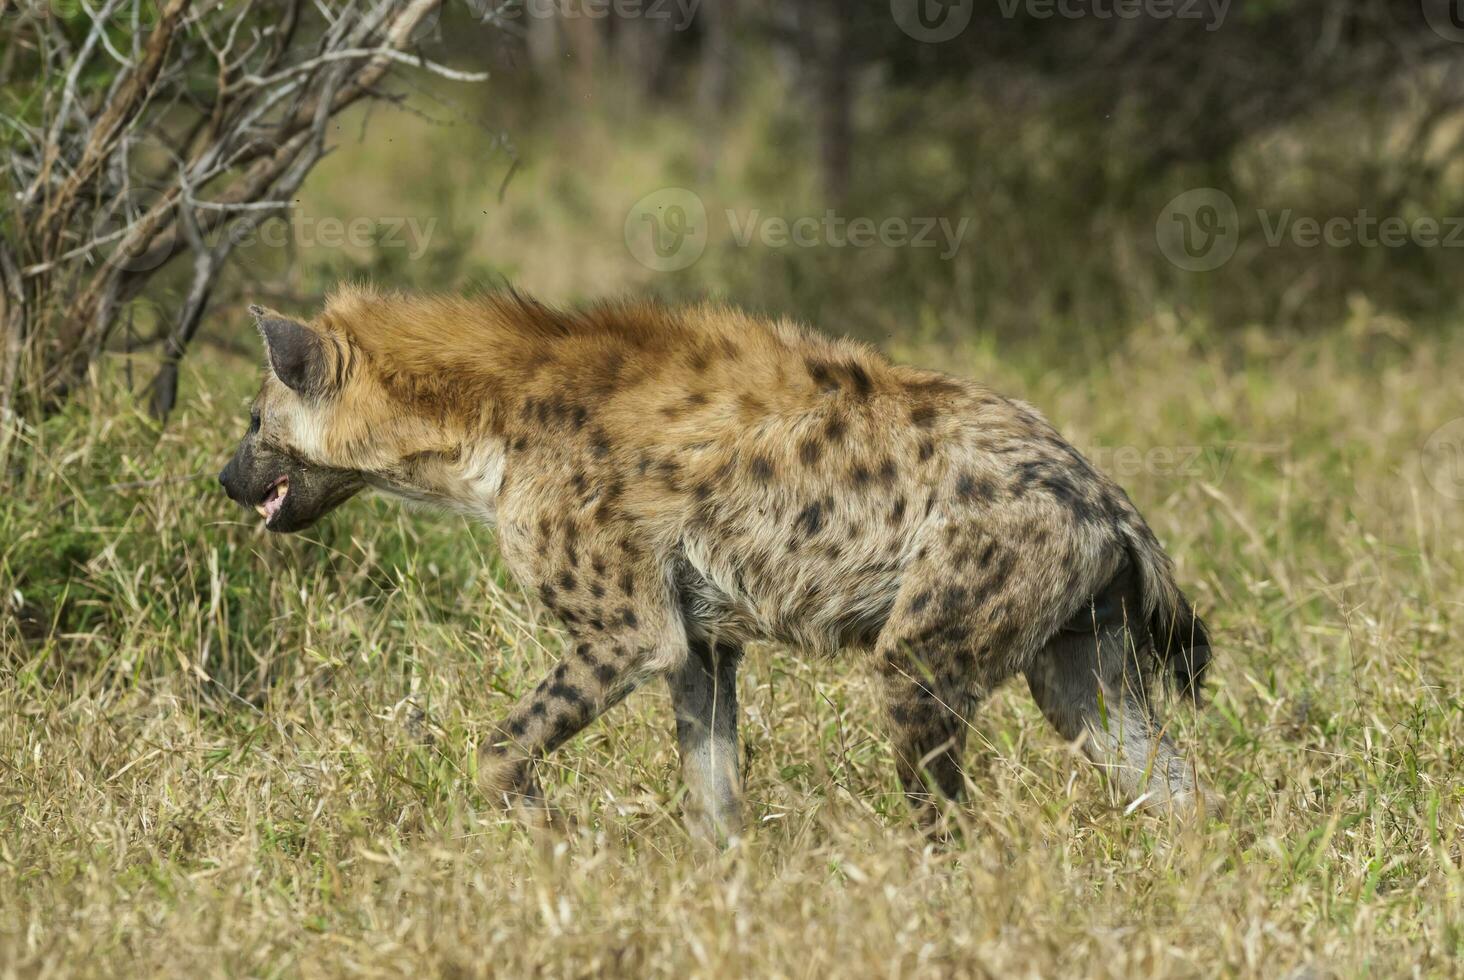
905,377,964,398
549,682,586,707
749,456,774,481
825,416,847,442
917,439,936,462
806,359,839,392
910,404,938,428
559,572,576,592
588,427,612,457
620,607,639,629
794,500,824,536
845,361,873,399
548,714,580,747
955,473,997,504
738,393,765,418
799,439,822,466
888,703,920,727
890,497,907,524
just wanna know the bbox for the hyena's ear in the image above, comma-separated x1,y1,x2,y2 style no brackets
250,305,339,397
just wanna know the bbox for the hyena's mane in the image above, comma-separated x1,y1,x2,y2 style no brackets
315,284,687,422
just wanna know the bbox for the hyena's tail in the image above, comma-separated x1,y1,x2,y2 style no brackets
1122,525,1212,702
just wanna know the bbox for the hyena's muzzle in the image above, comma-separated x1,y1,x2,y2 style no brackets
218,430,363,533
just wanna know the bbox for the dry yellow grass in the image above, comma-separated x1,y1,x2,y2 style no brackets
1,302,1459,978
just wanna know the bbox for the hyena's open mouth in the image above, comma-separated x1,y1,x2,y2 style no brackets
255,475,289,524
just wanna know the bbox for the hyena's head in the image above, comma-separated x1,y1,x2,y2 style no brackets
221,290,507,530
218,306,369,532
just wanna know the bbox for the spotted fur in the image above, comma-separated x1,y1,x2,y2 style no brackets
222,284,1215,839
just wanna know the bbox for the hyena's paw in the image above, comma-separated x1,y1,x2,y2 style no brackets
477,742,570,834
1128,769,1223,824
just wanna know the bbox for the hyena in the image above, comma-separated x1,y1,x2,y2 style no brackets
219,285,1213,841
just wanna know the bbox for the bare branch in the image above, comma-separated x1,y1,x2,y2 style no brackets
240,47,490,87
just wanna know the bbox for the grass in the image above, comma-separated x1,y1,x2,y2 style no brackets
1,299,1460,977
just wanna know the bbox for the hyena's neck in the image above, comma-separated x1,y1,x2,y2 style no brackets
370,436,508,525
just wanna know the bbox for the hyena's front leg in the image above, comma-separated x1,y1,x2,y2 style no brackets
478,584,683,826
665,639,744,845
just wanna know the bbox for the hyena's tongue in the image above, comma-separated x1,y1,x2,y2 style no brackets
256,478,288,522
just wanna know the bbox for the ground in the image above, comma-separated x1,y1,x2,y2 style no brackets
1,301,1459,978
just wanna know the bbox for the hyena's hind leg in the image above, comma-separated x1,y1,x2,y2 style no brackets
874,511,1123,829
873,575,990,826
665,638,744,845
1024,563,1210,817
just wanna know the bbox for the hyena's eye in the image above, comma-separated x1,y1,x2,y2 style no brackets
249,410,261,435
